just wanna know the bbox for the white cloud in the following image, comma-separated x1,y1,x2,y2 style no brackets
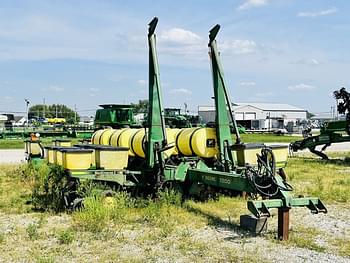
238,0,269,10
255,92,274,97
292,58,321,65
220,40,257,54
160,28,201,45
239,81,256,86
169,88,192,95
137,79,146,86
158,28,206,58
48,85,64,92
89,88,100,92
288,83,316,91
297,7,338,18
4,96,13,100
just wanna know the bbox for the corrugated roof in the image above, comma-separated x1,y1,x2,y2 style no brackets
236,102,305,111
198,102,306,112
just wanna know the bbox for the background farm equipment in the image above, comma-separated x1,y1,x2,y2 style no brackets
290,87,350,159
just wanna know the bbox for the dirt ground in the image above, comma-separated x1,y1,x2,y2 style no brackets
0,204,349,263
0,149,24,164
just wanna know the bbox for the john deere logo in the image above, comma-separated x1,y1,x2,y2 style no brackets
206,139,216,148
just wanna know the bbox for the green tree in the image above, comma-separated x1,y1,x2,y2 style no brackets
306,111,315,119
29,104,79,124
131,99,149,113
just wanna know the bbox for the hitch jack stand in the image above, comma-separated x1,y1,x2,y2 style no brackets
278,207,290,240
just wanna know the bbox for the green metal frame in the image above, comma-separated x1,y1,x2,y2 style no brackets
146,17,167,168
291,120,350,159
208,25,240,170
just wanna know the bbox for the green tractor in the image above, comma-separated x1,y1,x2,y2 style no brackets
164,108,191,128
94,104,140,129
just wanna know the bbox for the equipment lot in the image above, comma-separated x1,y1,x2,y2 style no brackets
0,152,349,262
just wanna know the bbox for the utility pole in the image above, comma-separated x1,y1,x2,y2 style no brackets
74,104,77,124
55,104,58,118
43,98,46,118
335,98,339,120
25,99,30,127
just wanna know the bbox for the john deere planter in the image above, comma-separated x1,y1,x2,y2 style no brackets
26,17,327,240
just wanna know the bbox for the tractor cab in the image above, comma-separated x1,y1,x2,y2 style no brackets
94,104,136,129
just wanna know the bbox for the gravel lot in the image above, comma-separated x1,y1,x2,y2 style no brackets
0,206,349,263
0,150,24,164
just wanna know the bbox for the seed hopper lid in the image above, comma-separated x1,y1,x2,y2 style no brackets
59,147,93,153
94,145,129,151
44,146,61,150
73,144,102,149
56,147,80,152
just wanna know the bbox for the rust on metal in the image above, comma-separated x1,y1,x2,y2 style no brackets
278,207,290,240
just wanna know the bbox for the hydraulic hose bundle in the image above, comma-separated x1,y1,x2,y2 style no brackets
246,147,293,197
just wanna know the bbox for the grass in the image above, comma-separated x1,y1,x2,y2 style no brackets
240,133,302,143
330,238,350,257
26,223,40,240
286,226,325,252
285,152,350,203
0,137,80,149
0,164,34,213
56,228,75,244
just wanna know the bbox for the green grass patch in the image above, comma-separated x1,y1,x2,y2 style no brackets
330,238,350,257
0,137,80,149
56,228,75,244
285,154,350,203
287,226,325,252
241,133,302,143
31,164,68,212
26,223,40,240
0,164,34,213
0,232,5,244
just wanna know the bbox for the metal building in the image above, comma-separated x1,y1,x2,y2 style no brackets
198,102,307,130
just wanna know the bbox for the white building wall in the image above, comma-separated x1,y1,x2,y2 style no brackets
198,104,307,128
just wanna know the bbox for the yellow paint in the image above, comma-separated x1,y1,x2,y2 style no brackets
62,151,92,170
117,129,137,156
129,128,146,158
45,148,55,164
109,129,126,146
91,129,106,144
95,148,129,170
270,145,289,168
47,117,66,124
176,127,218,158
99,129,116,145
57,141,71,147
233,147,263,166
24,141,42,156
129,128,179,158
56,150,63,165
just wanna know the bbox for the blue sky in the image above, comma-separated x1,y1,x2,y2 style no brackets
0,0,349,116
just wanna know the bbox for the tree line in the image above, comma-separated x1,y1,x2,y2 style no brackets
29,104,79,124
